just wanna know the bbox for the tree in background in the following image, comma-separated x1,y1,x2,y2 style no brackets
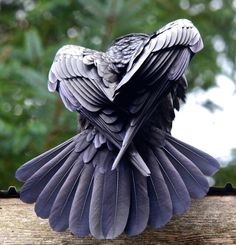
0,0,235,188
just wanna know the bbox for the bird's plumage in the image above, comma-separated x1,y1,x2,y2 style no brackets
16,19,220,239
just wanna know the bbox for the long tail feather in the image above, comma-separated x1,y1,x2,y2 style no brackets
69,163,94,236
125,167,149,236
89,158,130,239
143,148,172,228
48,157,85,232
166,134,220,175
19,142,76,203
152,147,190,215
16,137,74,182
16,126,220,239
163,141,209,198
35,151,79,218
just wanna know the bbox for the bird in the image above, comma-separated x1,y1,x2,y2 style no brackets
16,19,220,239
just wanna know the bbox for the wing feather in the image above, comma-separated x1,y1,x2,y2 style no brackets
114,19,203,95
111,20,202,171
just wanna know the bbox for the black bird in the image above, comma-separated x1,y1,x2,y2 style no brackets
16,19,220,239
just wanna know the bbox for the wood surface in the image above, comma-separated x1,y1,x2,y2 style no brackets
0,197,236,244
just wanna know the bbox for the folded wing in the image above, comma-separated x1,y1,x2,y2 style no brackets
48,44,150,175
111,19,204,170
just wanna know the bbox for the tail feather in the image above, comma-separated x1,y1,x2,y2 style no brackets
166,134,220,175
89,157,130,239
19,141,76,203
69,163,94,236
125,168,149,236
143,148,172,228
92,147,115,173
152,147,191,215
35,151,79,219
16,127,220,239
48,157,84,232
164,141,209,198
16,137,74,182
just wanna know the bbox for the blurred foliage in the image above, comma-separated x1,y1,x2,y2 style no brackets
0,0,236,188
214,149,236,186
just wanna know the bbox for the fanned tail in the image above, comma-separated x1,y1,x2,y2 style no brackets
15,137,75,183
16,129,133,239
165,133,220,176
16,139,77,204
138,128,220,228
16,127,220,239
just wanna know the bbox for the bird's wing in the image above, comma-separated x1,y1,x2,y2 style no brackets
48,45,116,110
48,45,125,145
114,19,203,97
111,19,204,169
48,45,150,175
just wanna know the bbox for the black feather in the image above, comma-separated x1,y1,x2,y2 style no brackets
164,141,209,198
166,135,220,176
144,147,172,228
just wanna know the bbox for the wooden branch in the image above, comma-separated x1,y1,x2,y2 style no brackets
0,197,236,244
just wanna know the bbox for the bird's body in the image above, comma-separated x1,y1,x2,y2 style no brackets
16,19,220,239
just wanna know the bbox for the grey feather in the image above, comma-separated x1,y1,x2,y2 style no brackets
15,137,74,182
152,147,190,215
74,131,91,153
93,133,102,148
49,157,85,231
35,151,79,218
163,141,209,198
125,168,149,236
89,159,130,239
19,142,76,203
86,130,95,142
69,163,94,236
65,57,77,76
82,143,98,164
60,58,71,77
